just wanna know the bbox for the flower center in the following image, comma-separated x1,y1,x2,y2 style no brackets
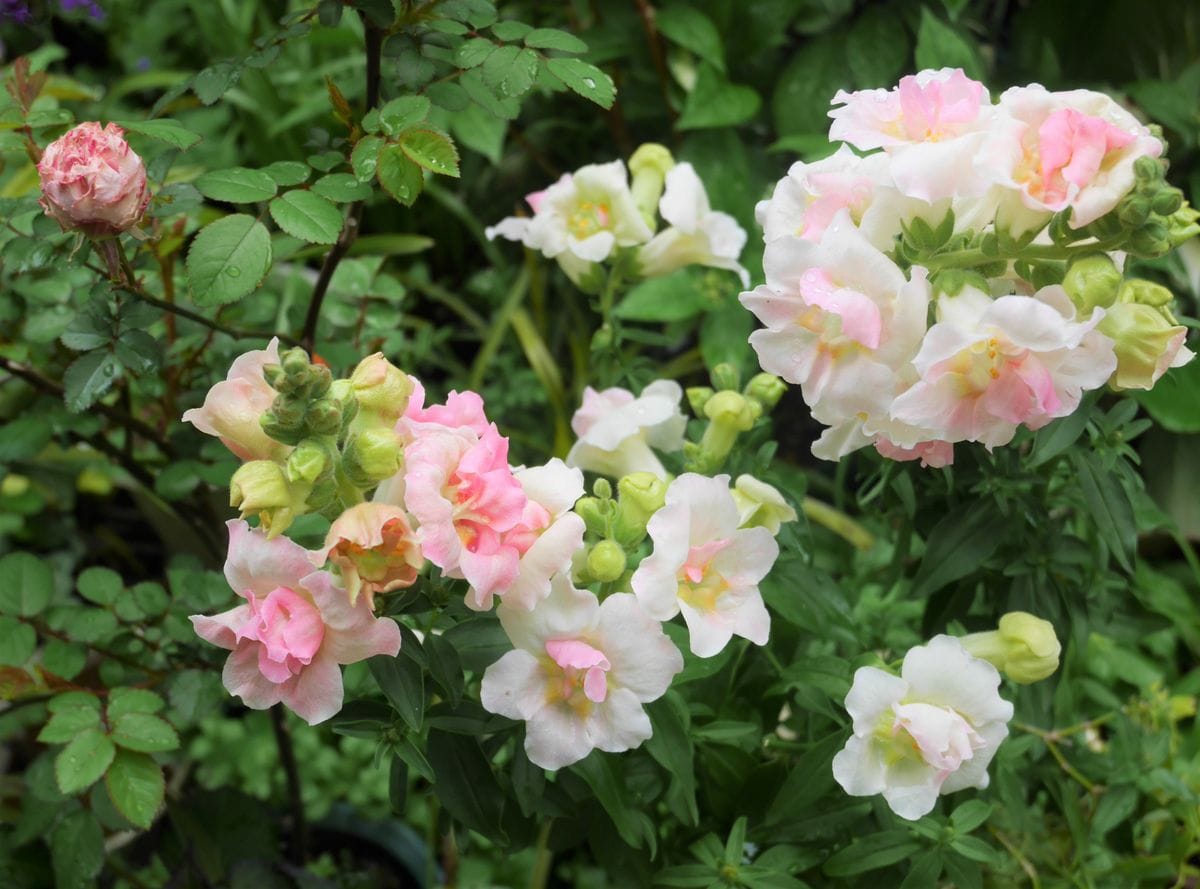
567,200,611,239
677,539,732,612
545,639,611,711
878,701,985,774
239,586,325,683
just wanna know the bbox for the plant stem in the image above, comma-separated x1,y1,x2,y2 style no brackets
801,497,875,551
529,819,555,889
300,17,384,355
921,236,1124,272
270,706,309,865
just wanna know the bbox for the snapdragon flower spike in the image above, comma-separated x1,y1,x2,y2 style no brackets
828,68,996,202
566,379,688,480
485,160,653,284
480,574,683,770
403,424,527,599
182,338,288,462
889,287,1117,449
191,520,401,725
631,473,777,657
312,502,424,608
636,162,750,286
832,635,1013,820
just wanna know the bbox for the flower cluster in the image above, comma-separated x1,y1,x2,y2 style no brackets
486,143,749,287
744,69,1197,465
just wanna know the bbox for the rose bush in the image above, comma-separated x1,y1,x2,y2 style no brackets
2,2,1199,888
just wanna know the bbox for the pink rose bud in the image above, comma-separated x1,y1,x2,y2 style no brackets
37,122,150,236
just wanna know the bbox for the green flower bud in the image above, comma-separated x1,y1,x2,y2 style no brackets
592,478,613,500
1134,154,1164,182
730,475,797,534
1118,195,1150,227
1119,278,1173,307
281,346,311,378
686,386,714,418
694,391,761,471
1062,253,1121,313
743,373,786,412
263,363,286,390
1166,203,1200,248
960,611,1062,684
307,398,344,436
230,460,310,538
629,143,675,230
1099,301,1189,391
1129,220,1170,257
586,540,627,583
613,472,667,546
342,427,403,487
286,440,329,485
1152,187,1183,217
574,495,614,537
710,362,741,393
350,353,413,427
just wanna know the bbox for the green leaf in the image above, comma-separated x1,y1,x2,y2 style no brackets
269,190,343,245
545,57,615,109
63,349,121,412
399,128,461,177
823,831,923,876
115,329,161,373
38,706,102,744
105,749,164,830
378,95,431,135
76,565,120,606
948,835,1001,865
61,607,118,642
950,800,993,834
679,63,761,130
442,615,509,671
898,849,943,889
490,20,532,41
111,712,180,753
262,160,311,186
0,415,52,462
55,728,116,795
645,693,699,826
456,37,496,69
616,268,711,322
1133,358,1200,433
369,653,424,731
449,101,507,163
425,729,505,841
847,6,911,87
193,60,242,104
107,688,166,719
481,45,539,99
113,118,201,150
187,214,273,306
351,135,385,182
376,145,425,206
41,639,87,680
772,40,846,137
572,751,653,852
523,28,587,53
0,551,54,616
653,865,716,887
311,173,372,203
1070,451,1136,573
656,6,724,72
915,8,984,80
910,499,1008,598
48,691,102,714
50,810,105,889
461,69,521,119
194,167,278,203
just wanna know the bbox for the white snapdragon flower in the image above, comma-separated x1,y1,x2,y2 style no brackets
832,635,1014,820
480,574,683,770
636,162,749,286
631,473,777,657
565,379,687,480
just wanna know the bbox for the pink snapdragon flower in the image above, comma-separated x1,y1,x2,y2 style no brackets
481,574,683,770
191,520,401,725
874,438,954,469
566,380,687,480
828,69,995,202
312,503,424,608
631,473,778,657
38,121,150,235
832,635,1013,820
401,378,490,437
182,338,288,462
467,458,586,612
889,287,1117,448
985,85,1163,227
403,424,527,597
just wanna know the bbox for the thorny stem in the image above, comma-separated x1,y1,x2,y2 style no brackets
270,706,309,865
301,16,385,355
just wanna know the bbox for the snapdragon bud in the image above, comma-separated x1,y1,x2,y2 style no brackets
574,496,614,537
1062,253,1121,313
1119,278,1173,308
628,143,675,230
586,540,627,583
743,373,786,412
710,362,741,393
230,460,310,538
960,611,1061,684
350,353,413,427
730,475,797,535
1099,301,1189,390
342,427,404,487
693,391,761,471
686,386,714,417
285,440,329,485
613,472,667,546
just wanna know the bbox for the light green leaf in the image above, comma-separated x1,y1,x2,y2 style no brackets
456,37,496,69
113,118,202,150
523,28,587,53
38,706,102,744
449,101,506,163
194,167,278,203
111,712,180,753
187,214,273,306
55,728,116,795
63,349,122,412
376,145,424,206
379,95,432,135
461,69,521,119
1134,358,1200,433
0,551,54,616
545,57,615,109
262,160,311,186
915,8,984,80
0,616,35,665
351,135,385,182
490,20,531,41
269,190,343,245
399,128,461,177
311,172,372,202
105,749,164,830
107,688,166,719
481,45,539,98
616,268,712,321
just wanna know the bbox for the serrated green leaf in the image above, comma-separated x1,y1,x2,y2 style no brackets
195,167,278,203
63,349,122,412
105,749,164,830
457,37,496,68
0,616,35,665
113,118,201,150
111,712,179,753
490,20,532,41
378,95,432,135
77,566,121,606
107,688,165,720
48,691,101,714
545,57,615,109
481,45,539,99
115,329,161,373
262,160,310,186
55,728,116,795
50,810,104,889
38,706,101,744
399,128,461,177
187,214,273,306
376,145,424,206
352,135,385,182
523,28,587,53
269,190,343,245
311,172,372,202
0,551,54,616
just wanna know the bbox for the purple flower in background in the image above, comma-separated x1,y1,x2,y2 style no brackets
59,0,104,19
0,0,32,24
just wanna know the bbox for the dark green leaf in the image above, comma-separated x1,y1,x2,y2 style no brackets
269,190,344,245
0,551,53,615
50,810,104,889
523,28,587,53
915,8,984,80
656,6,724,72
195,167,278,203
823,831,923,876
114,118,202,150
678,64,760,130
376,145,424,206
108,688,166,719
378,95,432,135
55,728,116,795
1070,451,1136,572
105,749,164,829
911,500,1008,598
63,349,121,412
425,729,505,840
369,653,424,731
545,57,615,109
311,173,372,202
38,706,101,743
111,712,180,752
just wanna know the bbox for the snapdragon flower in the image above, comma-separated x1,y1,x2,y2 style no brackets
566,379,687,480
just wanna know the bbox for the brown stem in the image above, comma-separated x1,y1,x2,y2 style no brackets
300,17,385,355
270,706,309,864
633,0,678,128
